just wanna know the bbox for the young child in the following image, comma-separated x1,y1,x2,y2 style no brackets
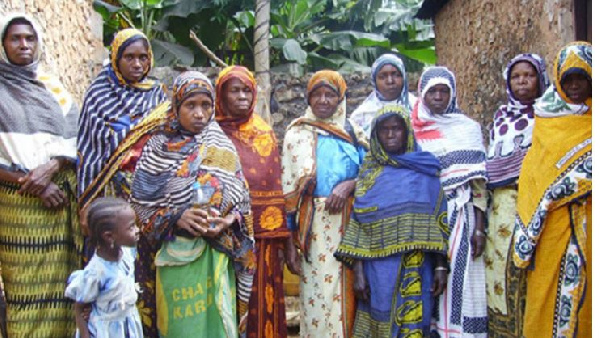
65,197,143,338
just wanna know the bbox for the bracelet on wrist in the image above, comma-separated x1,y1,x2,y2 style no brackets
475,229,486,237
435,266,448,271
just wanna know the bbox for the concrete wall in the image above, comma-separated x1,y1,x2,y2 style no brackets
0,0,105,105
432,0,575,134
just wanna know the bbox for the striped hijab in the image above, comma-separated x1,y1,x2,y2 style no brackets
77,28,167,202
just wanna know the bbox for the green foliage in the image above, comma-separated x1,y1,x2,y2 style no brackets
93,0,436,71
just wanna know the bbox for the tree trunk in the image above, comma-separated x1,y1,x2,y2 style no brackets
253,0,272,125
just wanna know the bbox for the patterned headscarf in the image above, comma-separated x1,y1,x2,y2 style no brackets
305,70,348,130
534,41,592,117
486,54,550,188
77,28,167,203
173,71,214,107
0,12,43,72
411,66,487,191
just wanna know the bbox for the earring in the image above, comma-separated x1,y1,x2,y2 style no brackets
110,241,115,249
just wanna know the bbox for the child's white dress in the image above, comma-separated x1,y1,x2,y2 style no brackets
65,247,143,338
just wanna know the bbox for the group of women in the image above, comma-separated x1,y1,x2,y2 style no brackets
0,11,592,338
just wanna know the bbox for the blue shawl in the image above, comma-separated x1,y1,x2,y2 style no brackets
336,106,448,262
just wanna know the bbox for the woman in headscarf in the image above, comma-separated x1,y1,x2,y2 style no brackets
0,13,82,337
350,53,414,136
484,54,549,337
77,28,167,209
128,71,255,337
411,66,488,337
215,66,298,338
282,70,368,337
513,42,592,338
335,105,449,337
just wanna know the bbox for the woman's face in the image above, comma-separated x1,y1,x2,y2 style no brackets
377,115,406,155
562,73,591,104
309,85,340,119
117,40,150,83
2,23,37,66
222,78,253,117
375,64,404,101
423,84,451,115
509,61,539,102
177,92,213,134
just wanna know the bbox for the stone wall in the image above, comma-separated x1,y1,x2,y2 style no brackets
0,0,105,105
151,67,421,143
432,0,575,136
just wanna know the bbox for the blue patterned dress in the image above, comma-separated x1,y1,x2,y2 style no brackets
65,248,143,338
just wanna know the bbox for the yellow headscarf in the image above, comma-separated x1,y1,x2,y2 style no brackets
304,70,348,130
109,28,156,90
514,41,592,268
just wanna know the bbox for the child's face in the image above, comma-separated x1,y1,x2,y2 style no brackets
113,206,139,248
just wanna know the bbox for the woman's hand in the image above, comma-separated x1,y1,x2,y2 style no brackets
284,236,302,275
18,159,60,196
470,208,486,259
324,179,356,214
431,268,448,296
353,260,370,301
201,210,236,238
431,253,448,296
39,182,66,209
176,208,210,237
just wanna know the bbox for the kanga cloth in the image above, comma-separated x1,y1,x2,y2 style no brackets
65,248,143,338
0,12,83,338
77,28,167,207
350,54,414,136
86,71,216,337
484,53,549,338
411,66,488,337
335,105,449,337
282,70,368,338
215,66,290,338
513,41,592,338
130,113,255,338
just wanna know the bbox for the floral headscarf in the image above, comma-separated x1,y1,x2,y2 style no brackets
535,41,592,117
513,42,592,268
